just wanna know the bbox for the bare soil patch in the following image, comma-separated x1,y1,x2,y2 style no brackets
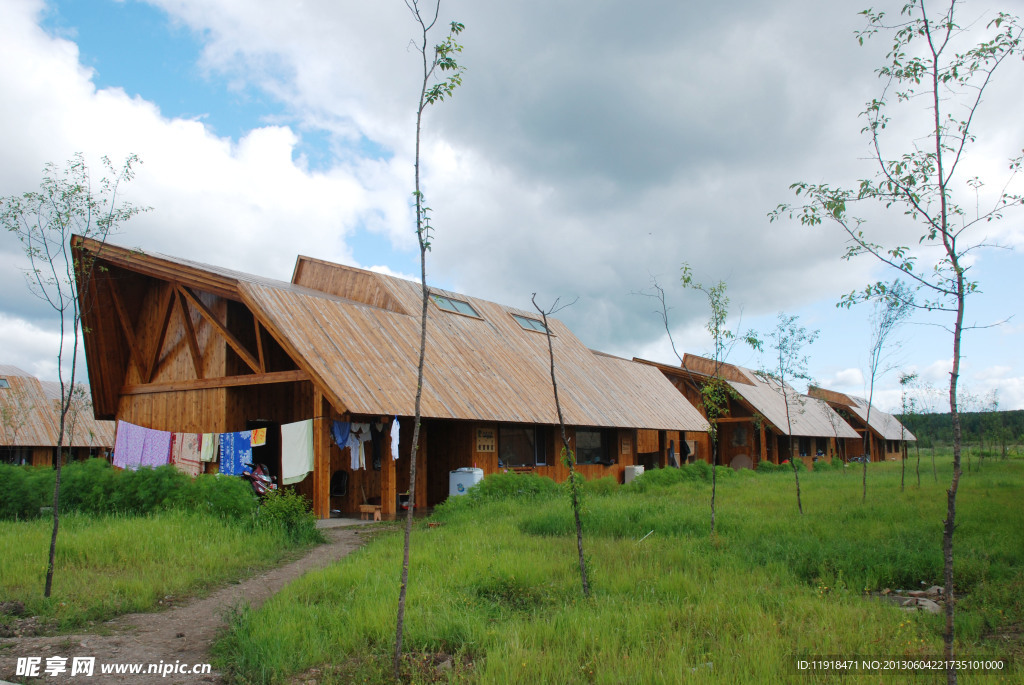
1,526,366,684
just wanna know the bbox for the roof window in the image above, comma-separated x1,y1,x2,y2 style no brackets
431,294,480,317
0,378,9,389
511,314,549,333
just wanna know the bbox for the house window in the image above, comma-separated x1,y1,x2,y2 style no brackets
511,314,549,333
431,294,480,317
0,378,9,389
730,426,748,446
798,436,811,457
815,437,828,456
576,428,614,465
499,425,550,467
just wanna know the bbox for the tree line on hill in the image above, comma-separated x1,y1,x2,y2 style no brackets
898,410,1024,453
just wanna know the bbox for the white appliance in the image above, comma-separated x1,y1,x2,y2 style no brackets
449,467,484,496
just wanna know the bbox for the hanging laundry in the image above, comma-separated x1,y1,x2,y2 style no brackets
281,420,313,485
170,432,202,477
113,421,172,471
219,431,252,477
250,428,268,447
200,433,218,462
330,421,350,450
347,423,371,470
390,417,400,460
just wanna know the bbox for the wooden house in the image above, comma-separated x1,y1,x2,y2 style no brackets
73,236,709,518
808,386,916,462
0,365,114,466
635,354,860,469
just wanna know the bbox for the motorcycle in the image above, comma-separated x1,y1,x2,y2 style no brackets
242,463,278,497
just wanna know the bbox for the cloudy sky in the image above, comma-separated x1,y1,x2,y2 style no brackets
1,0,1022,412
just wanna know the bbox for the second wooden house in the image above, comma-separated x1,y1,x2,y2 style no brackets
636,354,860,470
808,386,916,461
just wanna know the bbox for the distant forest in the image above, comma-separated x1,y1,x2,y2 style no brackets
897,409,1024,451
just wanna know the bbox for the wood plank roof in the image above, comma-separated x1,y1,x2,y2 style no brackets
808,386,916,441
635,356,860,439
0,365,114,448
75,238,708,432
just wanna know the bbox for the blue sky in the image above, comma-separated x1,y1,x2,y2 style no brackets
1,0,1022,412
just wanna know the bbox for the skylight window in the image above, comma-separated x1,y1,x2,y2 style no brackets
511,314,549,333
0,378,9,389
431,294,480,317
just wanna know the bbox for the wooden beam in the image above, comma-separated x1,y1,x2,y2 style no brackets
253,318,266,373
178,286,262,374
107,277,146,379
121,369,309,395
714,416,754,424
176,289,204,380
145,284,176,383
312,390,331,519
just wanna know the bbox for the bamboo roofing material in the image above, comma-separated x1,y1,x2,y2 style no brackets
0,365,57,447
634,356,859,439
75,238,708,432
808,386,916,441
0,366,114,448
38,381,116,448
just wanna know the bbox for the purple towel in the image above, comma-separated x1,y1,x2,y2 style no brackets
113,420,171,471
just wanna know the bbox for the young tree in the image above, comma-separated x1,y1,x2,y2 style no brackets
757,313,819,515
2,153,144,597
394,2,465,677
898,371,919,490
771,2,1023,677
679,265,760,535
859,280,913,502
532,294,589,597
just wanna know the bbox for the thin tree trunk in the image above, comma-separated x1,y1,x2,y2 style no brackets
915,441,921,488
710,437,717,535
534,297,590,598
901,441,906,492
394,6,434,673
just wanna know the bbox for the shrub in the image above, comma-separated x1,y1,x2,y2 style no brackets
582,476,618,496
0,459,258,520
435,472,561,516
258,489,323,545
757,459,807,474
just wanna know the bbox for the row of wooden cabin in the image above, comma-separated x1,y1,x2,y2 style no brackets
0,365,115,466
57,236,913,518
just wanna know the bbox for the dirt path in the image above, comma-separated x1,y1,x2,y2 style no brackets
1,525,368,684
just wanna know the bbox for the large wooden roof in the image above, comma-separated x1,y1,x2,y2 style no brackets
75,238,708,432
808,386,916,441
0,365,113,448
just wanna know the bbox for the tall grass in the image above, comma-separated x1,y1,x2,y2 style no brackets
0,511,317,631
216,457,1024,683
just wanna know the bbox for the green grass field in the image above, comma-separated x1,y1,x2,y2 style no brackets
0,510,316,631
216,456,1023,684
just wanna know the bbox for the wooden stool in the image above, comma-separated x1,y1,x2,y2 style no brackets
359,504,382,521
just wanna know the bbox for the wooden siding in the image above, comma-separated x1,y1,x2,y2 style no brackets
292,256,409,314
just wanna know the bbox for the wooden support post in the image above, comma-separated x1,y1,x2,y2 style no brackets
381,418,396,518
759,423,767,465
312,391,331,519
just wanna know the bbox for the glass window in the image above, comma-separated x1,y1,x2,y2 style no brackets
576,428,613,465
798,436,811,457
511,314,549,333
0,378,9,389
499,425,549,467
815,437,828,456
431,294,480,317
